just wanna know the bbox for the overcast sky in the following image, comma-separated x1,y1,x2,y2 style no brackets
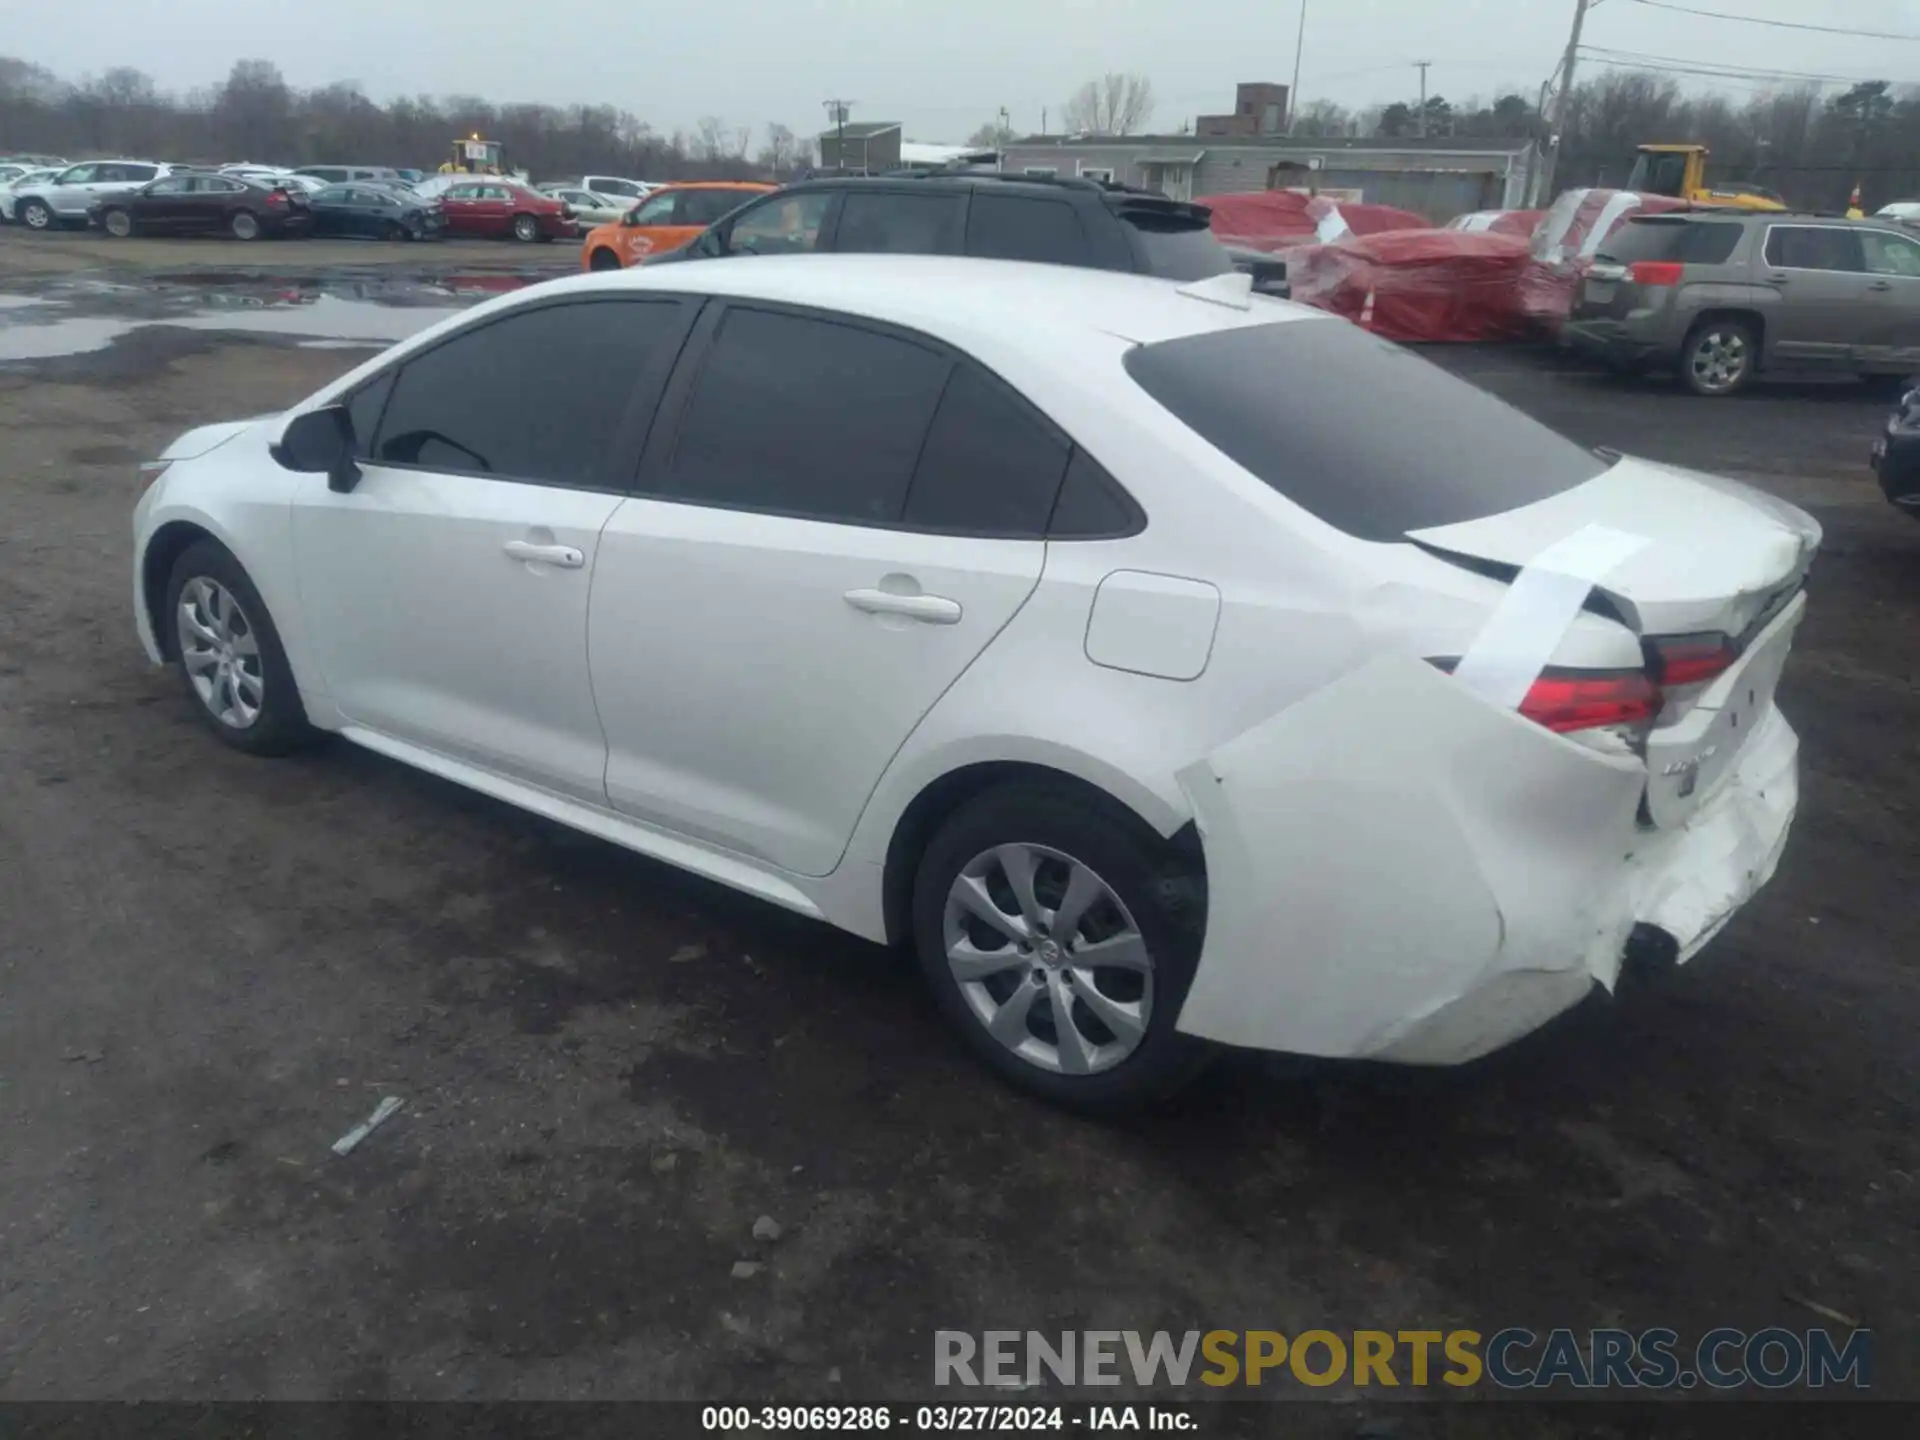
13,0,1920,142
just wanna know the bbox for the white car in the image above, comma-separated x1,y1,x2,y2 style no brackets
15,159,174,229
130,256,1818,1108
581,174,654,201
539,185,629,227
0,167,63,222
1875,201,1920,222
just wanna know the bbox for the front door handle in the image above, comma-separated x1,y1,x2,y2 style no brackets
1767,272,1790,284
844,588,962,624
1869,279,1894,291
504,540,584,569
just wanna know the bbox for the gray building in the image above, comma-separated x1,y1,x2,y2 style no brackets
817,121,902,174
995,133,1541,222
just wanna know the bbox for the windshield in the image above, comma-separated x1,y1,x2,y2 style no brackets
1124,318,1606,541
1119,207,1233,280
1627,152,1691,198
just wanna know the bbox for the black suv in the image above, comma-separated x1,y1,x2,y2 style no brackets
649,171,1286,293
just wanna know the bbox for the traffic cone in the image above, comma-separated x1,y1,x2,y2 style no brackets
1358,289,1376,330
1848,185,1864,218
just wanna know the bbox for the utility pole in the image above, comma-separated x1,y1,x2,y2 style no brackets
1538,0,1591,202
822,98,854,172
1287,0,1309,133
1415,61,1431,138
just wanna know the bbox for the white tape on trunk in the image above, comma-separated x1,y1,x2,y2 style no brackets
1450,523,1649,711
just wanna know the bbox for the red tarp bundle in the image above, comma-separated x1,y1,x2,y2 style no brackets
1444,209,1546,237
1282,229,1535,343
1518,188,1695,332
1200,189,1430,253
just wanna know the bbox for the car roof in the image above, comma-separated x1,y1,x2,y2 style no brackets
650,180,776,193
548,252,1322,347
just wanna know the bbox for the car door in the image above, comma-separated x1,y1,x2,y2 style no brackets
290,295,699,800
438,183,479,236
177,175,228,234
310,185,350,235
1760,224,1874,365
130,175,188,231
1857,227,1920,370
621,188,683,262
42,163,97,215
589,301,1065,876
475,183,515,237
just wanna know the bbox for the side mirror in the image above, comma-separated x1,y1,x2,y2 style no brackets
272,404,360,492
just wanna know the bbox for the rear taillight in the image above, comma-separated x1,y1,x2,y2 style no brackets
266,190,287,206
1517,670,1661,734
1629,260,1684,286
1648,633,1737,687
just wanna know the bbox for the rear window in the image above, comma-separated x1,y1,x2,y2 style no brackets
1598,218,1742,266
1123,319,1608,541
1118,205,1232,280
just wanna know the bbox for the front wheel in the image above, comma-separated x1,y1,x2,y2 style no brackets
102,208,134,238
230,211,261,241
20,198,53,231
383,220,407,242
588,247,622,271
911,782,1211,1112
1681,318,1756,397
511,213,539,243
164,540,317,756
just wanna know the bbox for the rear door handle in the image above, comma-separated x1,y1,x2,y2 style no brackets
504,540,584,569
843,588,962,624
1767,272,1790,284
1869,279,1894,291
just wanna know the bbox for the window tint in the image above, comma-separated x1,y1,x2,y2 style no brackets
346,371,395,458
681,188,755,225
1119,207,1233,279
1048,450,1142,538
57,165,98,184
315,186,350,204
1863,230,1920,277
1599,218,1742,265
728,191,832,254
835,191,964,255
594,178,642,198
122,165,158,183
146,177,192,195
966,194,1093,267
902,364,1069,535
633,191,677,224
1765,226,1863,272
370,300,685,485
1124,319,1608,542
660,307,950,524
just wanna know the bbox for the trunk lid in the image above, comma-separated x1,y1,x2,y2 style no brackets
1410,456,1819,829
1406,455,1817,637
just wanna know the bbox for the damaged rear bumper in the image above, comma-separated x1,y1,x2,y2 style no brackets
1173,656,1798,1066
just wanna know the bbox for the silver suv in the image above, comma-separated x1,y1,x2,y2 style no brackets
1565,211,1920,396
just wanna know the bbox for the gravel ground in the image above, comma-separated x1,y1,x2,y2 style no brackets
1,239,1914,1422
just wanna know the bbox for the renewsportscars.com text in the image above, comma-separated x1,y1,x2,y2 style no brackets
934,1327,1872,1391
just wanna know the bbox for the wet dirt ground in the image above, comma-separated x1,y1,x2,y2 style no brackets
0,237,1914,1425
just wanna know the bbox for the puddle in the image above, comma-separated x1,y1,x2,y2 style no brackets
0,270,546,363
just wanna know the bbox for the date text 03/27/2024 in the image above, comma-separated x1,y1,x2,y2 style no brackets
702,1406,1187,1432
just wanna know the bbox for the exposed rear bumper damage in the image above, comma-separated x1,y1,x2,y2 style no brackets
1173,655,1799,1065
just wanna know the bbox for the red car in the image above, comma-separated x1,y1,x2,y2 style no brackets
436,180,574,242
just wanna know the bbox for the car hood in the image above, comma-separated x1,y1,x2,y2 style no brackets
1407,455,1820,637
158,415,276,462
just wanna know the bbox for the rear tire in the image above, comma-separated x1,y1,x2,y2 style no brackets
230,211,260,241
910,781,1212,1113
511,213,539,243
20,198,52,231
163,540,318,757
383,220,406,242
1680,318,1756,397
102,207,134,238
589,247,622,271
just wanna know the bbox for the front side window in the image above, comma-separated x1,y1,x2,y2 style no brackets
1863,229,1920,277
632,191,678,225
145,176,193,196
1765,226,1863,273
367,300,686,486
658,306,950,525
728,191,833,254
595,178,642,198
315,186,350,204
834,191,963,255
55,165,98,184
966,194,1093,267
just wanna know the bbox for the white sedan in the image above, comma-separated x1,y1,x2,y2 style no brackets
0,168,62,222
130,256,1818,1109
538,185,629,227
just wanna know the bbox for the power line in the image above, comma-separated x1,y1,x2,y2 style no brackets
1580,44,1887,86
1626,0,1920,43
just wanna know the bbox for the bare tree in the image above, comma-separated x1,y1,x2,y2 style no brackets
692,114,730,162
756,122,800,175
966,117,1015,148
1061,73,1154,135
1289,98,1350,138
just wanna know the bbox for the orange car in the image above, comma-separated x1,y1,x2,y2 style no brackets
579,181,775,270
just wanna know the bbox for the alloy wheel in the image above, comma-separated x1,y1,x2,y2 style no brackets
942,843,1154,1076
232,212,260,241
513,215,538,242
177,577,265,729
1690,329,1749,394
104,210,131,238
23,201,50,230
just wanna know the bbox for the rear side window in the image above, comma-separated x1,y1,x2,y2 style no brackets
902,364,1069,535
370,299,686,485
681,189,754,225
966,194,1093,267
1118,206,1233,280
122,165,158,183
660,307,950,525
1124,319,1608,541
1764,226,1864,272
835,191,964,255
1599,218,1742,266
